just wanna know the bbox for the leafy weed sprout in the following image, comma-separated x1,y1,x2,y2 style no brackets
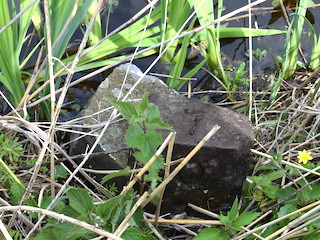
0,0,320,239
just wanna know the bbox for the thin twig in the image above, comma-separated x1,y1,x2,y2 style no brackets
0,206,122,240
155,132,176,226
142,126,220,208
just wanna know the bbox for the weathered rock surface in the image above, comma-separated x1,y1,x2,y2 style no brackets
148,93,253,214
70,63,176,169
70,63,253,215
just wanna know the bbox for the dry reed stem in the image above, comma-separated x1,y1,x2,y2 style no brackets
120,132,176,195
278,228,307,240
187,203,219,219
0,206,123,240
142,125,220,208
155,132,176,226
147,219,222,225
240,226,265,240
143,216,166,240
0,218,13,240
0,197,34,229
43,0,56,199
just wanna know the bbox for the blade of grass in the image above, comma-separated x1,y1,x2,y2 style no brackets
86,0,102,46
0,0,39,106
280,0,308,80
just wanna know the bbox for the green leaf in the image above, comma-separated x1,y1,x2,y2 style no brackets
144,103,160,121
101,166,131,184
231,212,260,231
125,123,144,149
9,180,24,205
135,129,163,154
95,195,122,221
137,92,149,114
275,186,296,200
145,117,173,130
277,202,298,219
122,226,157,240
193,227,230,240
301,183,320,202
133,152,163,181
55,165,68,179
108,99,138,121
228,197,239,222
31,228,61,240
66,188,95,216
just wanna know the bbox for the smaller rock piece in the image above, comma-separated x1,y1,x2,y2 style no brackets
148,93,253,214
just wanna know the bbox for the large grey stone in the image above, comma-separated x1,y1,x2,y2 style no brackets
148,93,253,214
70,63,253,215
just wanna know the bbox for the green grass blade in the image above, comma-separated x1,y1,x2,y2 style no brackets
161,0,191,62
280,0,308,80
86,0,102,45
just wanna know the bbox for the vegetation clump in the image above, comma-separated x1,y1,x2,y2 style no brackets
0,0,320,239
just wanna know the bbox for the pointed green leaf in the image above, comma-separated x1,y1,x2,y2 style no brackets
96,195,122,220
193,227,230,240
101,166,131,184
108,99,138,121
125,123,144,149
231,212,260,231
66,188,95,216
137,92,149,113
145,117,173,130
135,129,163,154
228,197,239,222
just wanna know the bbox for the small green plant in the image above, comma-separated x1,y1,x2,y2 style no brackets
245,48,267,62
229,62,248,91
194,198,259,239
0,134,23,164
31,187,155,240
108,92,173,187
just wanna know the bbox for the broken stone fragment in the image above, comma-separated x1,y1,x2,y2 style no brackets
148,93,253,214
69,63,253,215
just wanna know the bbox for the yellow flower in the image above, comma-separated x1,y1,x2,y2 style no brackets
297,149,313,164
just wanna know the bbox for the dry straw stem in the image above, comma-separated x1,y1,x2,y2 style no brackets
0,218,12,240
147,219,222,225
155,132,176,226
112,192,149,238
120,132,176,195
0,206,122,240
142,125,220,208
0,196,34,229
143,215,166,240
43,0,56,199
234,199,320,239
187,203,219,219
240,226,265,240
278,228,307,240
